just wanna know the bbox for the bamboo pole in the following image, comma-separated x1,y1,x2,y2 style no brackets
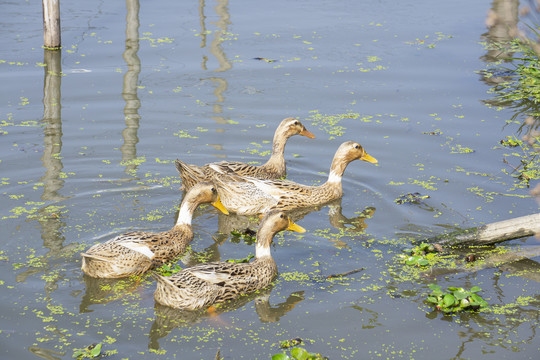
429,213,540,246
42,0,61,49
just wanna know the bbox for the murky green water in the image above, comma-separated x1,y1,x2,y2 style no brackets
1,0,539,359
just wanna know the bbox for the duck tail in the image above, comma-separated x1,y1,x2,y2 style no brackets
80,252,112,263
151,272,177,289
174,159,205,190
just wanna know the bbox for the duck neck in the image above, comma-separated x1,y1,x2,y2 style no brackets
262,131,288,173
175,200,198,226
321,155,350,195
255,227,275,258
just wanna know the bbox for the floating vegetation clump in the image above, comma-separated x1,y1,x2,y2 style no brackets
395,192,430,205
226,254,255,264
425,284,489,313
399,242,438,267
156,263,182,276
272,338,328,360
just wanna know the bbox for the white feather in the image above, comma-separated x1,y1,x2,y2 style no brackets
189,269,232,284
176,204,193,225
119,241,155,259
208,163,226,174
327,170,342,184
256,243,271,258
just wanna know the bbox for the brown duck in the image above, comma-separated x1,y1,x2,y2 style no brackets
152,210,305,310
81,183,229,278
175,117,315,190
211,141,378,215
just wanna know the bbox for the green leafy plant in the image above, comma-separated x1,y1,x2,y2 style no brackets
395,192,430,205
272,347,326,360
156,263,182,276
500,135,523,147
73,343,102,359
272,338,327,360
400,242,438,267
279,338,303,349
425,284,489,313
225,254,254,263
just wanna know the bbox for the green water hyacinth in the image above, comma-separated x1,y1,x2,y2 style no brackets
156,263,182,276
272,347,327,360
401,242,437,267
72,343,102,359
426,284,488,313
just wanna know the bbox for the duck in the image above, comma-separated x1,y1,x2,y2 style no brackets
80,183,229,278
152,210,305,310
175,117,315,190
211,141,378,215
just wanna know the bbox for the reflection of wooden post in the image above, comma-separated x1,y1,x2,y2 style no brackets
42,0,61,49
42,49,65,202
121,0,141,174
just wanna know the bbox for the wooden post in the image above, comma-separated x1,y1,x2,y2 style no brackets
42,0,61,49
429,213,540,246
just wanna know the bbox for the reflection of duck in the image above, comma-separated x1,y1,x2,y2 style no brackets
81,183,228,278
79,275,143,313
175,118,315,190
215,199,375,240
152,210,305,310
148,287,304,350
328,203,376,233
212,141,377,215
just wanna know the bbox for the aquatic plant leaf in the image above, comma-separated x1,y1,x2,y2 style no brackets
417,258,430,266
443,294,455,307
272,354,290,360
90,343,102,358
406,256,421,265
290,347,308,360
426,296,439,304
470,286,482,293
453,290,468,300
470,294,484,303
428,284,443,296
460,298,470,308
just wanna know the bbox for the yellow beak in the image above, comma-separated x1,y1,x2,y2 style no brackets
287,219,306,233
300,128,316,139
212,196,229,215
361,153,378,164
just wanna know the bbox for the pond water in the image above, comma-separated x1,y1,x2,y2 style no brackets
1,0,539,359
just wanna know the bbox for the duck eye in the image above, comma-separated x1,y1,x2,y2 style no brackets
294,121,299,125
280,214,284,218
355,145,359,149
211,187,216,192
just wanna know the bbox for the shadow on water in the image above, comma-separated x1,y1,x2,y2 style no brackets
148,286,304,350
